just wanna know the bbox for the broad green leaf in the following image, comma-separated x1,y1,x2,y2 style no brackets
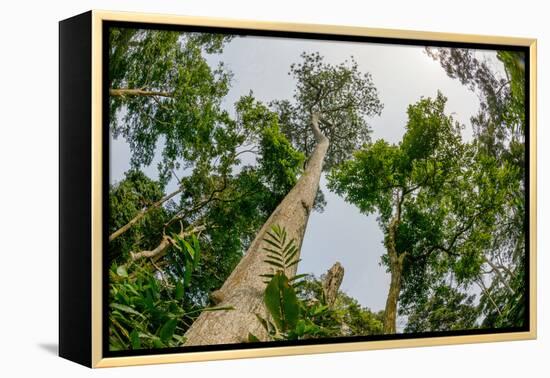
184,261,193,287
264,272,300,332
159,318,177,343
175,281,185,300
130,329,141,349
191,234,201,269
181,238,195,259
110,303,145,319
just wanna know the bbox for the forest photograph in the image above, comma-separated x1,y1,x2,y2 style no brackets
106,25,528,352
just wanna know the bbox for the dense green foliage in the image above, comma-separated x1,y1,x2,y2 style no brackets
404,285,478,333
109,28,233,184
426,48,526,329
109,232,236,350
328,90,525,332
272,52,383,170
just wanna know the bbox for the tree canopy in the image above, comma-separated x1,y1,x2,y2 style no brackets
272,52,383,170
328,91,525,331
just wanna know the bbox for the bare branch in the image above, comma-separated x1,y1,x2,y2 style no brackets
483,256,515,295
129,224,206,262
109,186,185,242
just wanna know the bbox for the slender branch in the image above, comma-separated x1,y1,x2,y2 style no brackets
109,186,185,242
420,211,481,259
129,224,206,262
234,148,258,157
323,100,357,114
483,256,514,295
476,276,502,317
165,176,228,229
494,80,511,97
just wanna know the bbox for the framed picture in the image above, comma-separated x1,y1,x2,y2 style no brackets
59,10,537,368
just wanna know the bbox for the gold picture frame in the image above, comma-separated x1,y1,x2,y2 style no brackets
59,10,537,368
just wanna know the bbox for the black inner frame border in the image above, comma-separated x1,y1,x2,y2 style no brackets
102,19,531,359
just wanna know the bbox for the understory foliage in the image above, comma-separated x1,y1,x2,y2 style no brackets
250,225,383,341
109,232,236,350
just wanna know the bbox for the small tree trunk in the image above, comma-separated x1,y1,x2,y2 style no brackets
383,253,405,334
184,113,329,346
382,208,406,334
323,262,344,308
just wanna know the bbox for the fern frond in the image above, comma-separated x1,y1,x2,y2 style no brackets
264,259,286,269
262,224,303,275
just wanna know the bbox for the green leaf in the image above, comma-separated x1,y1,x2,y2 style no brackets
255,314,270,332
175,281,185,300
181,238,195,260
294,319,306,337
264,259,286,269
184,260,193,287
264,272,300,332
288,273,308,282
247,333,260,342
282,241,296,257
191,234,201,269
173,335,187,345
263,237,282,250
284,248,299,265
110,303,145,318
130,329,141,349
286,259,301,269
116,265,128,277
264,248,284,257
153,337,165,349
159,318,177,343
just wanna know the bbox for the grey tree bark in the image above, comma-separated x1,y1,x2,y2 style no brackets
184,112,329,345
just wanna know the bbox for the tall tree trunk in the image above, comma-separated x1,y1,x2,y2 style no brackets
184,113,329,346
110,88,174,97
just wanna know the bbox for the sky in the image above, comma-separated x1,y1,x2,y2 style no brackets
110,32,507,319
